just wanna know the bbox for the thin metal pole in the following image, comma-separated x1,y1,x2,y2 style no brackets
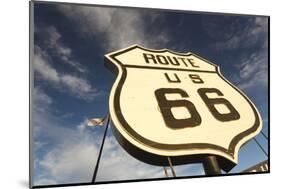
92,115,110,183
253,137,268,156
202,155,221,175
163,167,169,177
261,130,268,140
167,157,176,177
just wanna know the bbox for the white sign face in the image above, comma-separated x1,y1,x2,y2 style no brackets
105,44,262,171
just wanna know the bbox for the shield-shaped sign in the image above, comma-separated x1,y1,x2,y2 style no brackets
105,44,262,172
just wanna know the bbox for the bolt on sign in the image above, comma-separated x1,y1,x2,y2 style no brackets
105,44,262,172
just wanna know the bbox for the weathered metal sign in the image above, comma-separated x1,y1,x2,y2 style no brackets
105,44,262,172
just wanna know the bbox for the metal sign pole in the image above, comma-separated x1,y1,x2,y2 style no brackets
163,167,169,177
202,155,221,175
92,115,110,183
167,157,176,177
253,137,268,156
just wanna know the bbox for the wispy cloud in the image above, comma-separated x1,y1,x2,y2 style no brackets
206,17,268,91
37,26,87,73
58,5,169,51
237,51,268,90
211,17,268,51
33,87,52,111
36,135,99,184
233,18,268,91
33,46,98,101
96,130,165,182
32,88,100,185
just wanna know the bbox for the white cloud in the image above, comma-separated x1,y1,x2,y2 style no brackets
32,87,53,138
33,87,52,106
96,132,165,182
58,5,169,51
39,26,87,73
37,139,99,184
251,17,268,37
60,74,95,96
33,48,60,83
33,141,48,153
32,94,101,185
205,17,268,91
237,51,268,90
212,17,268,51
33,178,57,186
33,46,98,101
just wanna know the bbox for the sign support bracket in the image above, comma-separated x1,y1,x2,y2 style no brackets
202,155,222,175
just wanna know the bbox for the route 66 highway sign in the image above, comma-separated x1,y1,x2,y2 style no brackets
105,44,262,172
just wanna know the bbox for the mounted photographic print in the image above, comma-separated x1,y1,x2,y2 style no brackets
29,1,269,188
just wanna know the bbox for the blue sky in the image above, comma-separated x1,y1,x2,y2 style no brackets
31,2,268,186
